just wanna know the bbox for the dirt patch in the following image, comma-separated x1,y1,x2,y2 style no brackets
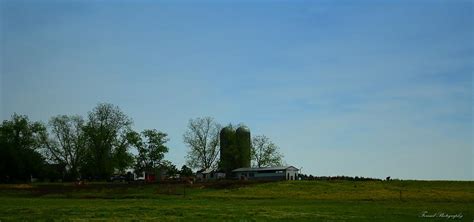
0,180,275,198
193,180,274,189
0,184,34,189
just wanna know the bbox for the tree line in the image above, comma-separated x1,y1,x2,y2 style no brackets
298,174,382,181
0,103,284,182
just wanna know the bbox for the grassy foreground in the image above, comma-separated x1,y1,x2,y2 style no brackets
0,180,472,221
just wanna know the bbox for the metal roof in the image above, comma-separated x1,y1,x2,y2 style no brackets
197,168,225,174
197,169,213,174
232,166,299,172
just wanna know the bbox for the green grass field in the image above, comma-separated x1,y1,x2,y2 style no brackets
0,180,472,221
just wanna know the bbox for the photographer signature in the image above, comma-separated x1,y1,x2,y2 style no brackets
419,211,464,219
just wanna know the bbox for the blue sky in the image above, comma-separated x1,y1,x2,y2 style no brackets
1,0,472,180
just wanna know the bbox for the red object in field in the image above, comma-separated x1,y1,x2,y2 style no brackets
145,173,156,183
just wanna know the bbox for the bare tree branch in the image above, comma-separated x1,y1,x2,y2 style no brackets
251,135,284,168
183,117,221,170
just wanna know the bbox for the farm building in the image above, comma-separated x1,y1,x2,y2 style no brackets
196,169,226,181
232,166,299,181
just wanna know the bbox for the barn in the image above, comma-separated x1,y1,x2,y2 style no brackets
232,166,299,180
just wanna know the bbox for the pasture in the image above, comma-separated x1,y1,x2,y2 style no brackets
0,180,472,221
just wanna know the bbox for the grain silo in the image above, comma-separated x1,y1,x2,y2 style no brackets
219,126,236,176
219,125,252,177
236,126,251,168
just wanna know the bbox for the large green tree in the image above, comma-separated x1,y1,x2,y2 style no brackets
0,114,47,182
43,115,86,179
183,117,221,170
180,165,193,177
251,135,284,168
160,160,178,177
82,103,134,179
113,131,136,174
134,129,169,173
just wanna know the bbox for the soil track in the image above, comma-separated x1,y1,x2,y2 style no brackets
0,180,276,197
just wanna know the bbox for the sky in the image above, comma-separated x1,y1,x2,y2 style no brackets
1,0,472,180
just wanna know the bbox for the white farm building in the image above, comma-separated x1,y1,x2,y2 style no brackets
232,166,299,181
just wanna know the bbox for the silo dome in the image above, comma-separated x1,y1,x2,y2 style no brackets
236,126,250,133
